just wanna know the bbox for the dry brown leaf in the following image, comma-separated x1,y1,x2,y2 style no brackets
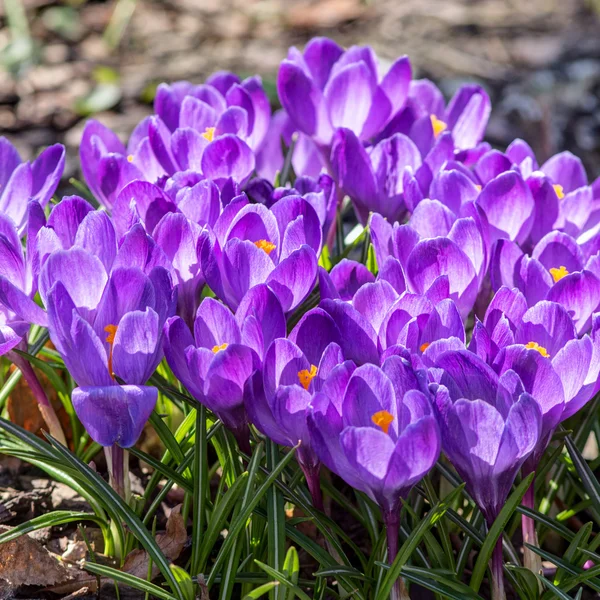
121,504,187,580
0,525,70,587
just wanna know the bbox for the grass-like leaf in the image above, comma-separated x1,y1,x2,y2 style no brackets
469,472,535,593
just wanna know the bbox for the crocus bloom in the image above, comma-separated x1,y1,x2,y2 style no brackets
278,37,411,151
40,245,176,447
245,307,347,506
330,128,422,224
430,349,541,598
154,74,270,152
164,287,285,451
471,287,600,467
308,356,440,524
201,197,320,311
247,174,337,244
370,207,488,319
0,137,65,230
491,231,600,333
431,349,542,520
379,80,491,160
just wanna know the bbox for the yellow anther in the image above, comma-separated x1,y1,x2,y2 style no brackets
201,127,215,142
475,184,482,192
525,341,550,358
553,184,564,200
549,265,569,282
104,324,119,378
127,154,134,163
430,114,447,138
212,343,228,353
254,239,276,255
298,365,317,391
420,342,431,352
372,410,394,435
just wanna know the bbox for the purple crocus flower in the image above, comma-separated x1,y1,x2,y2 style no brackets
380,80,491,160
164,286,285,452
245,307,346,507
200,197,320,311
40,245,176,448
277,38,411,152
370,207,488,319
330,128,422,224
308,355,440,577
154,74,270,152
491,231,600,333
247,173,337,244
470,287,600,463
430,349,541,598
0,138,65,230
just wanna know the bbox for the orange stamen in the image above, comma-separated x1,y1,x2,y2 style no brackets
420,342,431,352
549,265,569,282
430,114,447,138
201,127,215,142
298,365,317,391
372,410,394,435
525,341,550,358
104,324,118,378
212,343,228,353
254,239,276,255
553,184,564,200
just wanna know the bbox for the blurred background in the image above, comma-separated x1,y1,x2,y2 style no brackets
1,0,600,191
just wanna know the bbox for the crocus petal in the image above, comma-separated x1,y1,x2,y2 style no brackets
445,85,491,150
289,307,341,366
30,144,66,207
194,296,240,349
201,135,255,185
541,151,587,194
72,385,157,447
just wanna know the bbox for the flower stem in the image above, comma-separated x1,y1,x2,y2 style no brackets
106,444,130,501
384,509,410,600
521,479,543,587
301,462,323,512
232,422,252,457
8,349,66,446
491,538,506,600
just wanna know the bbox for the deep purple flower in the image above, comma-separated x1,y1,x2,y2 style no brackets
470,287,600,466
370,207,488,319
0,204,48,354
164,286,285,450
247,173,337,244
201,197,320,311
380,80,491,159
491,231,600,333
0,137,65,230
308,356,440,514
245,308,345,491
278,38,411,150
430,349,541,522
330,128,422,224
40,243,176,447
155,74,270,152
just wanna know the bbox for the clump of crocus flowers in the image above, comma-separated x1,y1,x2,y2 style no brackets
1,36,599,600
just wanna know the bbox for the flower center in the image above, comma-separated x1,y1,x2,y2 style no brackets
254,239,276,255
419,342,431,352
298,365,317,390
212,343,228,353
104,324,118,378
372,410,394,434
430,114,447,138
549,265,569,282
127,154,134,163
475,184,482,192
201,127,216,142
525,341,550,358
553,184,564,200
